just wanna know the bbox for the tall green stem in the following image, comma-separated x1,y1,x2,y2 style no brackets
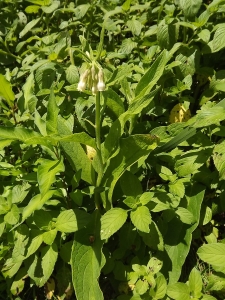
95,91,101,151
94,91,104,212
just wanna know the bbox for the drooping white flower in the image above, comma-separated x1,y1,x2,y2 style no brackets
77,69,90,92
97,68,105,91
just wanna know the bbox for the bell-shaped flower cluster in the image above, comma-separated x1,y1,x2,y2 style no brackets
77,64,105,94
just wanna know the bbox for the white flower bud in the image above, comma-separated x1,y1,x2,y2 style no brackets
97,69,105,91
92,84,98,95
77,80,86,91
77,69,90,92
97,81,106,91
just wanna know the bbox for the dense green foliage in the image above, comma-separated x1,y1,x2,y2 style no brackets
1,0,225,299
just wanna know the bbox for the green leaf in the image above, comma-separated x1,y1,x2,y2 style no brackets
167,282,190,300
120,171,142,197
126,20,142,36
26,232,43,258
169,180,185,198
130,206,151,233
119,38,137,54
140,221,164,251
179,0,202,19
102,134,159,203
12,183,30,204
135,50,168,97
135,279,149,295
157,23,177,50
149,273,167,299
71,211,105,300
46,87,59,135
207,24,225,53
189,268,202,298
58,116,94,185
22,190,54,221
55,209,90,233
37,158,64,195
40,243,58,287
41,1,60,13
19,18,41,38
176,207,195,224
0,74,15,107
42,229,57,245
25,5,40,13
74,4,90,19
163,184,205,283
100,208,127,240
66,65,79,84
4,204,20,225
0,126,52,148
197,243,225,268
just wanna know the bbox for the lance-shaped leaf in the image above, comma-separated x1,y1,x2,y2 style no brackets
37,158,65,195
0,74,15,107
46,86,59,135
71,211,105,300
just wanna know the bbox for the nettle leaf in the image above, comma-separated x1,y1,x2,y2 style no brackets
40,243,58,287
130,206,151,233
100,208,127,240
126,19,142,36
149,273,167,299
176,207,195,224
197,243,225,269
167,282,190,300
72,211,105,300
119,38,137,54
207,24,225,53
140,221,164,251
135,279,149,295
189,268,202,298
169,180,185,198
179,0,202,19
4,204,20,225
55,209,90,233
66,65,79,84
0,74,15,107
37,158,64,195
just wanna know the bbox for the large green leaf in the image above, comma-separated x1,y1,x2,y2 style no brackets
71,211,105,300
0,126,52,148
22,190,55,222
37,158,64,195
55,209,90,233
162,184,205,283
58,116,94,185
102,134,159,203
130,206,151,233
167,283,190,300
0,74,15,107
100,208,127,240
197,243,225,269
179,0,202,19
135,50,168,97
